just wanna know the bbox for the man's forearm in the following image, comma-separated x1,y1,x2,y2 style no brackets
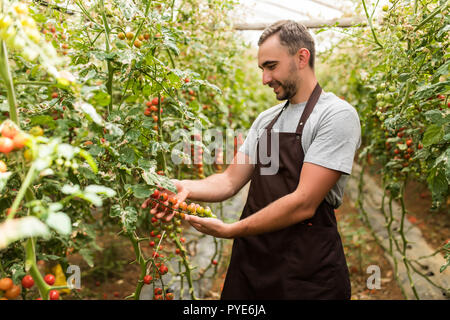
181,172,235,203
229,190,314,238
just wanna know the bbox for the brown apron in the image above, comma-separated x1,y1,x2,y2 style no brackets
221,83,351,300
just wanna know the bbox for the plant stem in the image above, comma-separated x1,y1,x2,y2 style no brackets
26,238,51,300
6,163,37,220
414,1,449,31
100,0,113,115
361,0,383,49
0,41,19,124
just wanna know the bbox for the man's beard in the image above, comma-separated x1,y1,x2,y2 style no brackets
273,79,298,101
271,62,299,101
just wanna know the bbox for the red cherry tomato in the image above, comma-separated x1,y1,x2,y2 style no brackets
143,275,152,284
0,137,14,153
44,274,55,285
21,275,34,289
49,290,59,300
1,123,19,139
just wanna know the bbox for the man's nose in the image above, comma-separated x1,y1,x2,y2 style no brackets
262,71,272,85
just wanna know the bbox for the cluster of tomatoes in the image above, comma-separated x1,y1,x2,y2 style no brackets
42,24,70,56
139,189,217,299
148,189,215,220
0,273,59,300
385,127,423,168
152,287,174,300
144,97,164,131
117,30,159,49
0,122,31,173
0,122,29,155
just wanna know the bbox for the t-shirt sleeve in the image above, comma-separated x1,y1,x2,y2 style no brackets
303,109,361,175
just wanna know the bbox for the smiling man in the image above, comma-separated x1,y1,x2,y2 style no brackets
142,20,361,299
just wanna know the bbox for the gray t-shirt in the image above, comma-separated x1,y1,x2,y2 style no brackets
238,90,361,209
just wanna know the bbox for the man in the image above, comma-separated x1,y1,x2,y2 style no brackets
143,20,361,299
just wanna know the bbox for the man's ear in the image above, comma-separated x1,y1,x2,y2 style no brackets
296,48,310,69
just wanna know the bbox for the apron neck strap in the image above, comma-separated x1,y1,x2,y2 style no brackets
264,82,322,133
295,82,322,135
265,100,290,132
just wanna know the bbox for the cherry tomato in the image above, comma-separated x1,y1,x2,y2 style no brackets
160,192,168,202
44,274,55,285
12,133,29,150
159,265,168,275
0,277,13,291
29,126,44,137
406,139,413,147
143,275,152,284
165,292,174,300
4,284,21,299
21,275,34,289
0,137,14,153
1,123,18,139
126,32,134,40
154,287,162,295
152,97,159,105
134,40,142,48
49,290,59,300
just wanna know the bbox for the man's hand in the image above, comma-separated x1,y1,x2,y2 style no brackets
184,215,234,239
141,179,190,222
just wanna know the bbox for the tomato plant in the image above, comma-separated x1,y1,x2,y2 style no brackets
0,0,274,300
318,0,449,299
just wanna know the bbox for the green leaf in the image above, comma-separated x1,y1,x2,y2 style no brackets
61,184,81,194
57,143,77,160
137,158,156,170
423,124,444,147
0,172,12,193
0,217,50,249
84,185,116,197
88,145,104,157
131,184,152,199
30,115,56,129
142,169,176,193
123,206,138,233
119,147,136,164
79,149,98,173
109,205,137,233
424,110,446,126
110,204,121,218
76,102,104,125
105,122,124,137
90,90,111,107
125,128,141,142
46,212,72,235
79,248,95,268
427,168,448,204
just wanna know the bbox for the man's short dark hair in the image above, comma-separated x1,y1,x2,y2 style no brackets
258,20,316,69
